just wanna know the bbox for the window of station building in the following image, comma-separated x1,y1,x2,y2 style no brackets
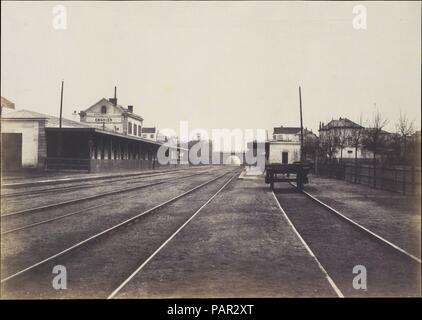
101,105,107,114
134,124,137,136
128,122,133,134
150,134,154,139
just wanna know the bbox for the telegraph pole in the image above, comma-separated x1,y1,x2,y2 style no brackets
58,80,64,164
59,80,64,128
299,86,304,161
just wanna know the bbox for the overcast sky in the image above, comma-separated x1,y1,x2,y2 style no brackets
1,1,421,137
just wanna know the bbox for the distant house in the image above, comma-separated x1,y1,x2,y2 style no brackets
319,117,373,159
79,88,144,137
267,126,317,164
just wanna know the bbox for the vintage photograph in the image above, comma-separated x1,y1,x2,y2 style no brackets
1,1,421,302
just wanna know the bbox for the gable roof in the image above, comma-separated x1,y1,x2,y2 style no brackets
85,98,127,114
273,126,301,135
83,98,144,121
321,118,363,130
2,109,91,128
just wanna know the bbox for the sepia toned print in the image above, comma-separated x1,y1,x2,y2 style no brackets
0,1,420,299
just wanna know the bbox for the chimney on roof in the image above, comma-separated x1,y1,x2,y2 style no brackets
109,86,118,106
127,105,133,113
319,121,321,130
72,110,78,122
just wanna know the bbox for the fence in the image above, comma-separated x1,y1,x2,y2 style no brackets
316,162,421,195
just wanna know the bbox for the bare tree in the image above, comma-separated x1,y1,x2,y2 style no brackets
335,127,349,165
350,114,364,182
395,111,416,193
363,110,389,188
319,128,337,165
395,111,415,165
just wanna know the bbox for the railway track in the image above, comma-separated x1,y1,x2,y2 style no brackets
0,169,191,199
273,183,421,297
1,167,240,298
1,166,203,190
0,168,222,235
1,167,220,217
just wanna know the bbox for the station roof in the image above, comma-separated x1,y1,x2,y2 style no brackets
2,109,91,128
4,109,187,151
45,127,188,151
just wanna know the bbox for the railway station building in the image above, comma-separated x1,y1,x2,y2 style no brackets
1,94,185,173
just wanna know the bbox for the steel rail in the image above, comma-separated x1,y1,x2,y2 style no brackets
1,170,217,235
1,167,198,189
0,169,189,199
107,170,240,299
272,190,344,297
289,182,421,264
0,169,237,283
1,169,219,218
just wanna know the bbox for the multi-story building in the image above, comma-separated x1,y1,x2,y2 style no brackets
79,88,144,137
318,117,372,159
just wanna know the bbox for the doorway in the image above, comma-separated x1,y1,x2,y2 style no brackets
1,133,22,172
282,151,288,164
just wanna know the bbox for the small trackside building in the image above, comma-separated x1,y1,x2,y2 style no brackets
1,109,89,171
266,126,317,164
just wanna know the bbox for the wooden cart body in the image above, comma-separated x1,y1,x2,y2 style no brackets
265,161,312,190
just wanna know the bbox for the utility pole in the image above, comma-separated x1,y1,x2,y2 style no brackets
58,80,64,165
59,80,64,128
299,86,304,161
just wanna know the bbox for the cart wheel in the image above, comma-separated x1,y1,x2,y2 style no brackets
297,182,303,191
297,177,303,191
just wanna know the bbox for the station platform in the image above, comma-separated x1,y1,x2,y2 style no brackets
304,175,421,259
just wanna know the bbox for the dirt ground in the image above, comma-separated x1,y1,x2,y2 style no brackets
305,175,421,259
115,174,337,298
